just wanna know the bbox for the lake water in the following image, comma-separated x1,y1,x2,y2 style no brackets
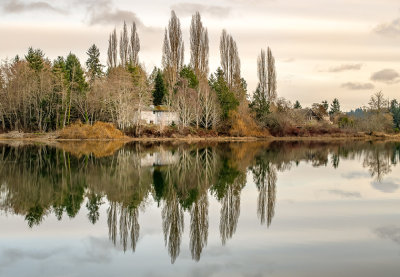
0,140,400,277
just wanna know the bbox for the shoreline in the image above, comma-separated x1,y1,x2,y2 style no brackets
1,133,400,143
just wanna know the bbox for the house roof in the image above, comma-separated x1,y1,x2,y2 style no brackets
142,105,173,112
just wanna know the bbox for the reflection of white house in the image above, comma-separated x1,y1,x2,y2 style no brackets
139,105,179,126
140,150,179,167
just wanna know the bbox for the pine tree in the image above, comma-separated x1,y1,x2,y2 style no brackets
65,53,88,124
179,66,199,89
25,47,44,72
153,69,167,106
250,84,269,120
329,98,341,115
294,100,302,109
209,68,238,119
65,53,87,93
322,100,329,112
86,44,103,83
390,99,400,129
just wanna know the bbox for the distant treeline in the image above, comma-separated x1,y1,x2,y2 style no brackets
0,11,399,136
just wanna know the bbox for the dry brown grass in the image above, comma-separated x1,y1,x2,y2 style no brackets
58,121,127,140
229,110,271,137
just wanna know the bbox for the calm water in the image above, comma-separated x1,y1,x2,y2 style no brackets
0,141,400,277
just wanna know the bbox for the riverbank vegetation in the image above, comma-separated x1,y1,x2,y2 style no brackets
0,11,399,138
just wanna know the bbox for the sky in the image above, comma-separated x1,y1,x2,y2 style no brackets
0,0,400,110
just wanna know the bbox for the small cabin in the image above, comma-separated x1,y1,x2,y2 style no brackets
139,105,179,127
303,108,332,123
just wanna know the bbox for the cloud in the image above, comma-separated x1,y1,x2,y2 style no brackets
341,82,375,90
325,189,361,198
72,237,116,264
0,247,67,267
374,18,400,38
341,171,371,179
328,64,363,73
375,225,400,244
171,3,231,17
2,0,66,14
371,178,400,193
73,0,144,27
89,9,144,26
370,69,400,84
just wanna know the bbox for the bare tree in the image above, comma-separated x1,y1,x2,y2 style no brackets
175,79,197,128
190,12,209,78
132,66,152,135
107,29,118,68
257,47,277,103
220,29,241,89
162,10,185,91
369,91,388,114
266,47,277,103
129,22,140,67
119,22,129,67
199,79,220,129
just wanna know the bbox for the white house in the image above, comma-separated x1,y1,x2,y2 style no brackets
139,105,179,127
140,149,179,167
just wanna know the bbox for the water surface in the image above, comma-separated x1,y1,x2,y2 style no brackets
0,141,400,277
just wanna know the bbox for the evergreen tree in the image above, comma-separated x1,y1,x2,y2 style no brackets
329,98,341,115
250,84,269,120
25,47,44,72
322,100,329,112
152,69,167,106
65,53,87,93
86,44,103,83
209,68,239,119
64,53,88,124
294,100,302,109
179,65,199,89
390,99,400,129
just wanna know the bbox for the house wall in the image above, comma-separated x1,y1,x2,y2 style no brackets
139,111,179,126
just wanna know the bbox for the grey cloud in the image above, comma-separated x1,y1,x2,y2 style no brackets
375,225,400,244
0,247,67,267
171,3,231,17
328,64,362,72
74,0,145,28
374,18,400,38
72,237,116,264
2,0,66,14
325,189,361,198
371,178,399,193
341,171,371,179
371,69,400,84
341,82,375,90
89,9,144,26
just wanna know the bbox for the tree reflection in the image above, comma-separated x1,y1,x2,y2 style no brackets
363,146,392,182
252,156,277,227
1,141,400,263
190,193,209,261
162,184,184,264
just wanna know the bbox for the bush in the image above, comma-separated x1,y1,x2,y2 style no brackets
58,121,126,139
229,110,270,137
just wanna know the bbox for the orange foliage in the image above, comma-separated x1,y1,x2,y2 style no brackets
58,121,126,140
228,110,271,137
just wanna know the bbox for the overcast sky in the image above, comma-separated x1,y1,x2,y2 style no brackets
1,0,400,110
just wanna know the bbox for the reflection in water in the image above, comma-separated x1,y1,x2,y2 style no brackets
251,155,277,226
0,141,399,263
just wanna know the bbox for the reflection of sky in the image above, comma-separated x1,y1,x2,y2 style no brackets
1,157,400,276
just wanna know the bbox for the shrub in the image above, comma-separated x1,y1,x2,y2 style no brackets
58,121,126,139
